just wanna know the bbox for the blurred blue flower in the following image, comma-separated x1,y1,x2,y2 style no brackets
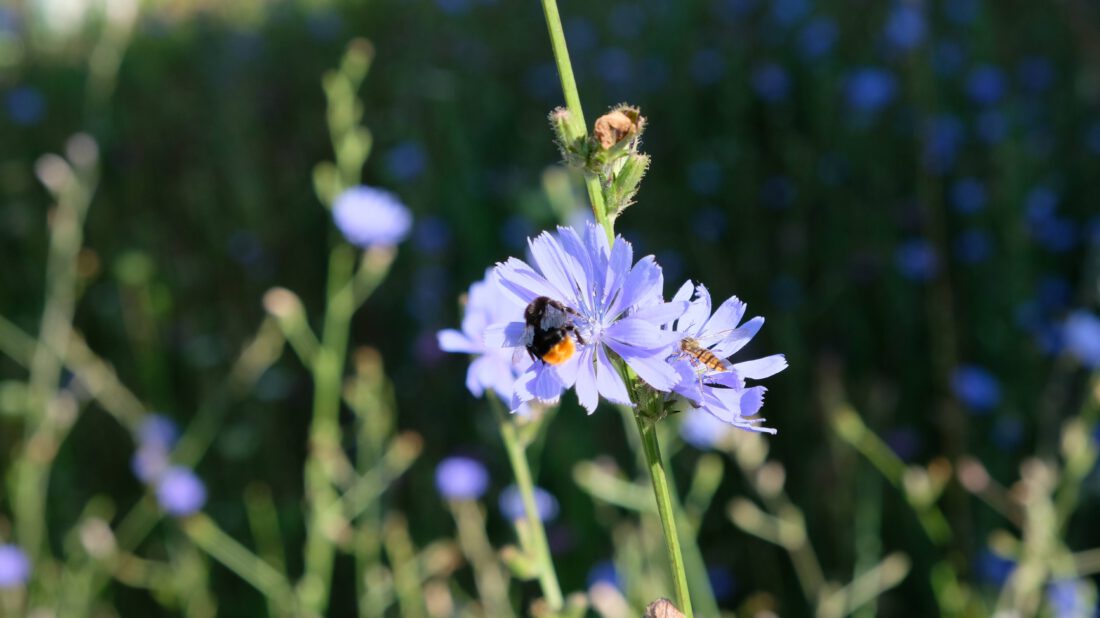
845,68,898,114
680,408,732,449
975,549,1014,586
332,186,412,248
138,414,179,449
0,7,18,33
1025,186,1059,223
564,18,598,54
435,0,471,15
751,62,790,103
950,178,987,214
665,282,787,433
761,175,796,209
608,3,645,39
923,114,965,174
992,417,1023,450
689,206,728,242
1086,123,1100,156
933,40,965,77
954,229,992,264
975,109,1009,145
967,65,1007,107
1017,56,1055,93
435,456,490,500
770,0,810,27
385,141,427,182
7,86,45,126
1064,311,1100,368
1047,579,1091,618
156,467,207,516
884,426,922,462
895,239,939,281
690,49,726,86
798,17,838,61
586,560,622,590
687,158,723,196
597,47,635,86
131,414,179,484
884,4,926,51
944,0,980,25
437,269,528,401
1037,276,1070,311
707,565,737,601
413,216,451,255
0,545,30,588
500,484,560,522
952,365,1001,413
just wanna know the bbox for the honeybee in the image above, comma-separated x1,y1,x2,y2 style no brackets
678,336,730,373
523,296,586,365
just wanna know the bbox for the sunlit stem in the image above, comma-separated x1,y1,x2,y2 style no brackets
489,394,564,610
635,414,694,617
539,0,612,244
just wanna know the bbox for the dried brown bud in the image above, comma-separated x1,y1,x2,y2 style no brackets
644,598,686,618
593,106,644,149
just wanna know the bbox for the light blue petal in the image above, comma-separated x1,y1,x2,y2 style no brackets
557,226,596,316
619,350,681,391
631,301,690,327
705,294,747,335
552,347,583,388
671,279,695,305
528,231,580,307
710,316,764,358
602,233,635,311
484,321,527,348
495,258,558,305
573,347,599,413
678,284,712,335
608,255,663,318
438,329,480,354
595,345,632,405
733,354,788,380
606,317,681,350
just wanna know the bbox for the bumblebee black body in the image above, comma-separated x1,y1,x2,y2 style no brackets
523,296,585,365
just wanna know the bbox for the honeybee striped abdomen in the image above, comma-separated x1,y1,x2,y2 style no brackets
679,337,729,372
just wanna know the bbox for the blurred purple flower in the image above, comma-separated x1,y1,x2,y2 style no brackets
895,239,939,281
438,269,529,402
845,68,898,114
385,141,427,182
156,467,207,516
664,282,787,433
1047,579,1090,618
798,17,838,61
707,566,737,601
923,114,965,174
131,414,179,484
884,4,926,51
0,545,30,588
7,86,45,126
967,65,1006,106
975,549,1014,586
435,456,490,500
597,47,635,86
752,62,790,103
489,223,687,413
332,186,412,248
1064,311,1100,368
499,484,559,522
950,178,987,214
413,216,452,255
884,426,922,461
952,365,1001,413
770,0,810,27
138,414,179,449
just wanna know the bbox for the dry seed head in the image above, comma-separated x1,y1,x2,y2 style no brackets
593,106,644,149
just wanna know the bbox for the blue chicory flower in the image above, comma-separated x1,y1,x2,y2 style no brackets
967,65,1007,107
952,364,1001,413
0,545,30,588
1047,579,1093,618
798,17,838,61
438,269,531,403
663,282,787,433
131,414,180,484
680,408,734,449
435,456,490,500
884,4,926,51
331,185,412,248
752,62,791,103
895,240,939,281
1064,311,1100,368
156,467,207,516
587,560,623,590
845,67,898,115
489,223,688,413
950,178,987,214
385,140,427,182
499,484,560,522
954,229,992,264
7,86,45,126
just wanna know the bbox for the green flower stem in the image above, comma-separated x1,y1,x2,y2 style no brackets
489,396,564,610
183,513,297,611
451,500,517,618
635,413,693,617
539,0,612,243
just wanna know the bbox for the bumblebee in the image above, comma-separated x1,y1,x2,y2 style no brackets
523,296,585,365
679,336,729,372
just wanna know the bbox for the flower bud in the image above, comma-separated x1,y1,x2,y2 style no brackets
593,105,644,150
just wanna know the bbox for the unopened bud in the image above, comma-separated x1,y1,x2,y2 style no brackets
262,287,304,319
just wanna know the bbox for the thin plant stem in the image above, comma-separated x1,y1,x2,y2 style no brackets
635,414,693,617
539,0,612,243
489,395,564,610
